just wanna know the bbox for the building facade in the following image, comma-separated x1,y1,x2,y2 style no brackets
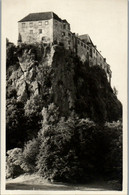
18,12,111,82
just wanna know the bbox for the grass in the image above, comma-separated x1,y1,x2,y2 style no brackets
6,174,122,191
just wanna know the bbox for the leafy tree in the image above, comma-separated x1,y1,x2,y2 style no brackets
6,40,18,67
6,99,27,150
103,121,122,183
24,95,43,139
6,148,24,178
22,138,40,173
36,116,81,182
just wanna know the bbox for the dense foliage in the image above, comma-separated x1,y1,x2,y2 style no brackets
6,110,122,187
6,39,18,67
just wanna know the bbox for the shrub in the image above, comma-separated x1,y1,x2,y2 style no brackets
6,99,27,150
6,42,18,67
103,121,122,183
6,148,24,178
22,138,40,173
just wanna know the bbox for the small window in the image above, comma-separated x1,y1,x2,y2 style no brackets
22,23,25,28
62,32,65,36
30,30,33,34
84,45,86,48
81,42,83,46
68,33,71,37
39,22,42,26
29,22,33,27
45,21,48,25
90,48,92,57
63,24,66,29
39,29,42,34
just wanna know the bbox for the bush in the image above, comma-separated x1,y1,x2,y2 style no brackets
6,148,24,178
24,95,43,139
22,138,40,173
6,42,18,67
103,121,122,183
6,99,27,150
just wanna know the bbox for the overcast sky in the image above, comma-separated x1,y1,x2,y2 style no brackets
2,0,127,103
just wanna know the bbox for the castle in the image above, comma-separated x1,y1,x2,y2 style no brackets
18,12,111,83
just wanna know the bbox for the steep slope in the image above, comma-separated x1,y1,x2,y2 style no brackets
7,43,122,122
6,42,122,185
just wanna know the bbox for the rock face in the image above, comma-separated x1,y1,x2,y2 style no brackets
6,43,122,185
6,43,122,123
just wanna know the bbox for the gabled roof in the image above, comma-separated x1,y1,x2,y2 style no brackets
18,12,62,22
62,19,69,24
79,34,94,46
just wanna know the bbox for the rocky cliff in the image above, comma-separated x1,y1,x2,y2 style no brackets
6,42,122,185
7,42,122,123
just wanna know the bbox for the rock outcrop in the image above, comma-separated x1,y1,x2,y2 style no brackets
6,43,122,123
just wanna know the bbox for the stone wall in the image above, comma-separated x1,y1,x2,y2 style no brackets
18,14,111,83
18,19,53,44
53,19,75,50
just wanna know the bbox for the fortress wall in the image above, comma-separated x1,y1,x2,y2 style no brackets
18,13,111,83
53,19,63,43
76,38,88,62
18,19,53,44
53,19,73,50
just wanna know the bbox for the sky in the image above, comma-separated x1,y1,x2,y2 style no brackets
2,0,127,103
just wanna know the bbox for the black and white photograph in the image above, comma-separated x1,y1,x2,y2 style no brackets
1,0,128,194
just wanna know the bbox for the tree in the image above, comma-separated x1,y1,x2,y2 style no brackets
6,41,18,67
6,99,27,150
6,148,24,178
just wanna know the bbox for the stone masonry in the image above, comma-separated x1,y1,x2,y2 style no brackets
18,12,112,83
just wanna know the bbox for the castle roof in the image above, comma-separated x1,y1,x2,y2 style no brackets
79,34,94,45
18,12,62,22
62,19,69,24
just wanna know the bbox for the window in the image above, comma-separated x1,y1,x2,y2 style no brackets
62,32,65,37
22,23,25,28
84,45,86,48
29,22,33,27
39,29,42,34
63,24,66,29
39,22,42,26
90,48,92,57
45,21,48,25
30,30,33,34
81,42,83,46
